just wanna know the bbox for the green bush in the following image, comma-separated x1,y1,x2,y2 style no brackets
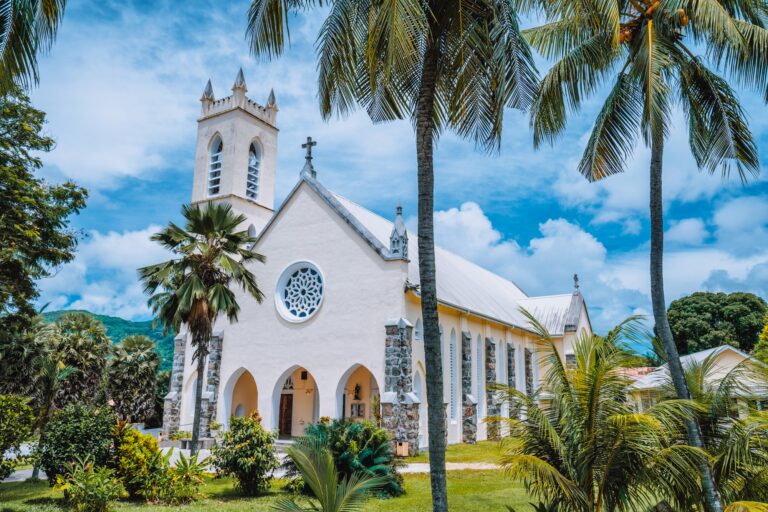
54,456,125,512
37,404,116,484
112,423,162,498
290,419,404,497
212,416,279,495
136,449,208,505
0,395,35,480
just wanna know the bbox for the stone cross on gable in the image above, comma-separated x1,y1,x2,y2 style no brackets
301,136,317,178
573,273,580,291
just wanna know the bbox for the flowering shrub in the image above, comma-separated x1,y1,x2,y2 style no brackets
112,423,162,498
54,456,125,512
212,416,279,495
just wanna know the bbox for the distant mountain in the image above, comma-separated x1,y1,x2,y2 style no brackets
42,310,174,371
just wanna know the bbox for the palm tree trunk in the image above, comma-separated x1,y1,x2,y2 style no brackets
649,137,723,512
190,352,206,455
416,38,448,512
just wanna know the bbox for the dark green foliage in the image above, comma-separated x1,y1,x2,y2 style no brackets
0,317,47,396
106,336,159,423
54,456,125,512
0,395,35,480
144,370,171,429
36,404,116,484
43,310,174,371
212,415,279,496
0,87,86,333
666,292,767,354
292,419,404,497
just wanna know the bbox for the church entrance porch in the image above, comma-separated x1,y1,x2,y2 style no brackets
272,366,318,438
222,368,259,429
336,365,380,423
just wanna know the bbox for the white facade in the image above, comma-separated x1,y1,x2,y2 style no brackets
165,71,593,448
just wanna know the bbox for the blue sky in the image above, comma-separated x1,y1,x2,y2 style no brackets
33,0,768,341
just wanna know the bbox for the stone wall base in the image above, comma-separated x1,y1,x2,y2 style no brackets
382,402,420,456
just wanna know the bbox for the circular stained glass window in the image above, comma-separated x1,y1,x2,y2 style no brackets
275,262,324,322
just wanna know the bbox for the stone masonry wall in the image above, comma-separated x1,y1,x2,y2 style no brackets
200,335,223,437
162,335,186,438
461,332,477,444
382,320,419,455
485,338,500,440
525,348,534,397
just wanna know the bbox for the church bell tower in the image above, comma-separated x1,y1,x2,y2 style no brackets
191,68,278,233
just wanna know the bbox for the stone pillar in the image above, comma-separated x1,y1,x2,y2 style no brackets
461,332,477,443
381,318,420,455
506,344,520,418
525,348,534,397
201,334,223,437
162,334,186,438
485,338,500,440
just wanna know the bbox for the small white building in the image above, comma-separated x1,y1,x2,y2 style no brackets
162,71,593,452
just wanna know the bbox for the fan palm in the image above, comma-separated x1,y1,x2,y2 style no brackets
660,354,768,505
273,437,388,512
247,3,537,508
106,335,160,423
496,310,706,511
138,202,265,453
526,0,766,508
0,0,66,91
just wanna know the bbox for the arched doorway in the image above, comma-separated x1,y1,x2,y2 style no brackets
181,371,198,432
271,366,319,438
336,365,380,423
222,368,258,428
414,364,427,449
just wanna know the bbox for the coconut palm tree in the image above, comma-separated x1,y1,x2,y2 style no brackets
496,311,706,511
246,3,537,508
106,335,160,423
0,0,66,91
273,437,388,512
139,202,266,454
526,1,766,508
660,355,768,505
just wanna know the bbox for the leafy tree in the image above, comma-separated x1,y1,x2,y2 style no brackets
273,437,387,512
498,312,705,511
247,3,537,508
106,335,160,423
0,313,47,396
144,370,171,429
0,0,67,91
212,415,279,496
0,395,35,481
49,312,111,407
752,313,768,365
667,292,767,354
526,0,767,508
0,86,86,332
139,202,266,453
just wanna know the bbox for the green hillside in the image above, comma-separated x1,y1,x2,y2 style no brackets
42,310,174,371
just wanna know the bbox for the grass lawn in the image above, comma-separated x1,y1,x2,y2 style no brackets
407,440,504,464
0,471,530,511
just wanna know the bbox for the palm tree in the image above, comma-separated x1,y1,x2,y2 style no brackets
51,312,111,407
0,0,66,91
526,1,766,508
106,335,160,423
138,202,266,454
497,311,706,511
246,3,537,508
273,437,387,512
660,355,768,506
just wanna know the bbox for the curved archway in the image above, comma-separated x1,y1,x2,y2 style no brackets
246,140,262,200
414,318,423,342
270,365,319,438
181,371,199,432
221,368,259,429
335,364,380,421
413,363,427,448
208,134,223,196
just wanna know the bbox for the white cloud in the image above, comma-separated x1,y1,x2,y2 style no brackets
713,196,768,254
666,218,708,246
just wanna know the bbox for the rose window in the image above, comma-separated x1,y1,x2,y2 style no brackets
276,262,324,322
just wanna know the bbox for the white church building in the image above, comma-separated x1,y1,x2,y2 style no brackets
162,70,593,453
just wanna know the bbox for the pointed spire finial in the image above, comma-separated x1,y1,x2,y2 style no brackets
573,273,580,291
232,67,247,91
267,88,277,108
301,136,317,178
390,201,408,260
201,79,214,101
396,201,403,216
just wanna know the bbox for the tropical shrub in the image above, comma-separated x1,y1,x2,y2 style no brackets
164,451,209,504
54,456,125,512
498,313,704,511
37,404,116,484
106,336,159,423
112,423,162,498
212,415,279,495
0,395,35,480
287,418,403,497
273,437,387,512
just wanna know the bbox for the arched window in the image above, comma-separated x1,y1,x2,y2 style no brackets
450,329,457,421
246,142,261,200
208,136,223,196
414,318,423,342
